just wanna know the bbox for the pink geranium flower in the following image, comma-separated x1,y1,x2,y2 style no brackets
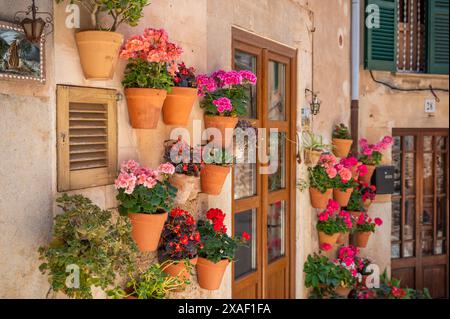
213,97,233,113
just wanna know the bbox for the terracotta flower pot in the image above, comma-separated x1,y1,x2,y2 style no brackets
359,165,376,185
201,164,230,195
162,257,198,282
337,232,350,245
128,212,168,252
169,174,200,204
162,87,198,126
305,149,322,166
309,188,333,209
332,138,353,158
354,231,372,248
75,31,123,80
124,88,167,129
333,188,353,207
318,231,340,246
204,115,238,148
335,285,351,298
196,257,230,291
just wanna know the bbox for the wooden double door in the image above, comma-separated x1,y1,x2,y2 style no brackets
391,128,449,298
231,28,297,299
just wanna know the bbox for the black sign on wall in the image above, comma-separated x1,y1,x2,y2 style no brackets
373,166,395,195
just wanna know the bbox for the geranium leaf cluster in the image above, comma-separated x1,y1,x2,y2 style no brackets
122,59,174,90
38,194,137,299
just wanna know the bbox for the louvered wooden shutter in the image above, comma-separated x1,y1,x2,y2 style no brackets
365,0,398,71
428,0,449,74
57,86,118,191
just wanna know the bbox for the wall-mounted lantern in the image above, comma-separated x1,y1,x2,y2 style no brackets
305,88,321,116
14,0,53,43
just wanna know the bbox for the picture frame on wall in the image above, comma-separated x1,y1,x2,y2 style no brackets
0,21,45,83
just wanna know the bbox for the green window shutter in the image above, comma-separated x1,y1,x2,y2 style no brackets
365,0,398,71
428,0,449,74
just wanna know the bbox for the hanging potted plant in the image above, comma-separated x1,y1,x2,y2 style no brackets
302,131,332,166
361,183,377,210
345,187,366,218
332,124,353,158
354,213,383,248
120,28,183,129
162,62,198,126
332,245,359,298
332,162,355,207
197,70,257,148
157,208,201,286
196,209,249,290
164,139,203,204
55,0,149,80
308,154,337,209
108,262,188,299
38,194,137,299
316,200,350,246
303,253,337,299
358,136,393,184
200,147,234,195
115,160,177,252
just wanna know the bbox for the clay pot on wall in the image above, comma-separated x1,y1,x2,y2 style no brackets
169,174,200,205
196,258,230,291
200,164,230,195
309,188,333,209
304,149,322,166
75,31,123,80
359,165,376,184
162,87,198,126
337,232,349,245
162,257,197,285
124,88,167,129
204,115,238,148
128,212,168,252
335,285,351,298
332,138,353,158
354,231,372,248
333,188,353,207
318,231,340,246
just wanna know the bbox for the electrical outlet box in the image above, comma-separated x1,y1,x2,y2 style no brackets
424,99,436,113
373,166,395,195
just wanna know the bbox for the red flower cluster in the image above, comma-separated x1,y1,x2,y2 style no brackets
206,208,227,234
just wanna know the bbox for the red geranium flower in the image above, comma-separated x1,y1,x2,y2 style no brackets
242,231,251,241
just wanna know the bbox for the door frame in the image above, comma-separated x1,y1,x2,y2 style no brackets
391,127,449,298
231,27,298,299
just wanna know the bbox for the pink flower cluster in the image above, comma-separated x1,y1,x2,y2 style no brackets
340,156,368,179
115,160,175,195
334,163,353,184
335,245,360,277
119,28,183,74
356,213,383,227
318,199,340,222
213,97,233,113
359,136,393,157
197,69,257,97
318,154,339,179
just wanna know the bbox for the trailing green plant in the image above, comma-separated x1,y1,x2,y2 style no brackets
332,123,352,140
115,160,177,216
303,253,340,298
108,262,188,299
203,147,234,167
197,209,250,263
55,0,150,31
38,194,137,299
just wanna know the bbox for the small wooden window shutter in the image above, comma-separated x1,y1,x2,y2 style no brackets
364,0,398,71
57,85,118,191
427,0,449,74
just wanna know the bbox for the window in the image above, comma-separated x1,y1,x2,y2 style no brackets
57,85,118,191
365,0,449,74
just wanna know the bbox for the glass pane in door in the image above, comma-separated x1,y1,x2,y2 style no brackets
267,201,286,263
268,132,286,192
234,209,257,279
234,163,257,199
423,153,434,196
235,51,257,118
268,61,286,120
